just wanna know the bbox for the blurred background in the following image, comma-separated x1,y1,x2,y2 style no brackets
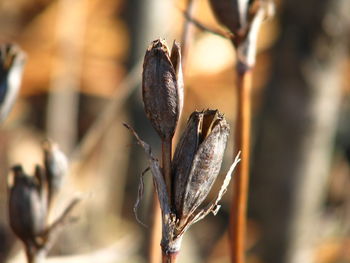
0,0,350,262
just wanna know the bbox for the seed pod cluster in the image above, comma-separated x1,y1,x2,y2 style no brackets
8,140,70,254
0,43,26,123
127,38,240,257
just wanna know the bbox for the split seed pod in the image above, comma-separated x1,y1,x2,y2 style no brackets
209,0,274,67
0,43,26,123
8,166,47,246
142,39,184,140
43,140,68,205
172,110,230,226
209,0,250,38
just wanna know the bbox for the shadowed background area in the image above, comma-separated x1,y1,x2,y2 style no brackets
0,0,350,262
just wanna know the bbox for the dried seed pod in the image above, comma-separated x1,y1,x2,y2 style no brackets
142,39,183,140
209,0,250,37
8,166,47,245
43,140,68,205
0,43,26,123
172,110,230,225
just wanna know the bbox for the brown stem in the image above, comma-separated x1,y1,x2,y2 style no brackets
180,0,196,70
162,138,172,200
25,244,46,263
162,251,179,263
229,68,252,263
149,193,162,263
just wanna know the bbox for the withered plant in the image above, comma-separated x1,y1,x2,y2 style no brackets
125,38,240,263
8,141,80,263
208,1,274,263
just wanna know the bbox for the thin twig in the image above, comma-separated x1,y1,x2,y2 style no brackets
70,59,143,163
181,9,234,40
44,198,81,251
229,69,252,263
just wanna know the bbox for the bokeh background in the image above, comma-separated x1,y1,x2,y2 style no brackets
0,0,350,262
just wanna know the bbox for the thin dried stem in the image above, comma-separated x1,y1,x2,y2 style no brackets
25,244,46,263
149,193,162,263
162,252,178,263
229,69,252,263
182,9,234,40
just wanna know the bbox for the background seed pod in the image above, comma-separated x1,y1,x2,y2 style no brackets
0,43,26,123
172,110,230,224
8,166,47,245
43,140,68,205
142,39,181,140
209,0,250,36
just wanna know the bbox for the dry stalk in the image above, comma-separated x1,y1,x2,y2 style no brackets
208,1,274,262
229,69,252,263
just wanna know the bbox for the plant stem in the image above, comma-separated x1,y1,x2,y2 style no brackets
25,245,46,263
148,138,172,263
162,252,179,263
149,193,162,263
229,67,252,263
162,138,172,200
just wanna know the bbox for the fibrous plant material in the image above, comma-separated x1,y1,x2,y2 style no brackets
0,43,26,123
8,141,79,263
208,1,274,263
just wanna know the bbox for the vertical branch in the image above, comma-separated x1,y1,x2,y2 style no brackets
46,0,88,154
180,0,196,71
149,193,162,263
230,68,252,263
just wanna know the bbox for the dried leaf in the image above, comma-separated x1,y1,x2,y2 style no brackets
123,123,171,215
133,167,150,227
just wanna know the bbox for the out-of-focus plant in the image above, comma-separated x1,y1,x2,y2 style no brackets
125,38,240,262
207,1,274,263
0,43,26,123
8,140,79,263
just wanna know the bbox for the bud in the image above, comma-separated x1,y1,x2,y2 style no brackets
0,43,26,123
172,110,230,226
142,39,184,140
8,165,47,245
43,140,68,205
